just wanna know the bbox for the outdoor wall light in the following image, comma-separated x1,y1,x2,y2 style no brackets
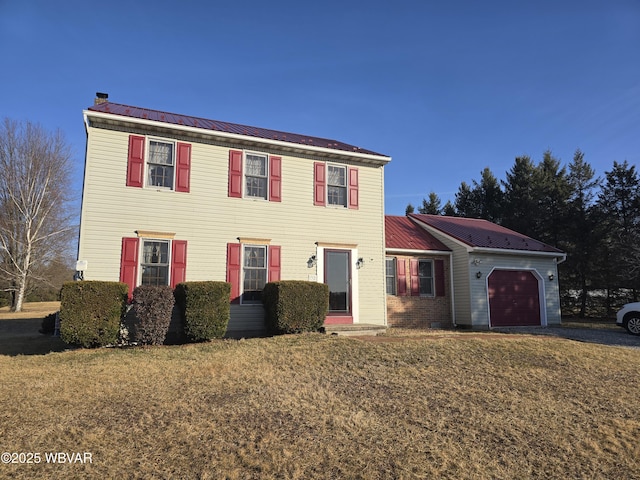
307,255,317,268
74,260,88,281
548,273,555,281
475,271,482,279
356,258,365,269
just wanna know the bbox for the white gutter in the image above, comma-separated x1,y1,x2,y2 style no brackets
471,246,566,260
83,110,392,166
385,248,453,256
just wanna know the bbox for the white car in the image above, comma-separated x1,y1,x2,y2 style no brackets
617,302,640,335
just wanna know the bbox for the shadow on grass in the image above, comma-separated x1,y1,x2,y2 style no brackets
0,318,69,356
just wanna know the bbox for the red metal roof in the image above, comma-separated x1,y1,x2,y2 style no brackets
88,102,387,157
385,216,450,252
409,214,564,254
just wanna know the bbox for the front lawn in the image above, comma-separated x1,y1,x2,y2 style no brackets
0,317,638,479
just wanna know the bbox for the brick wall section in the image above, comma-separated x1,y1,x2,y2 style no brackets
386,254,453,329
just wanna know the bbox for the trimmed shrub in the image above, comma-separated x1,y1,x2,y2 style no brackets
174,282,231,341
131,285,175,345
40,312,58,334
263,281,329,334
59,281,128,348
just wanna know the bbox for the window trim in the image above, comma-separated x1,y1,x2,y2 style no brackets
139,238,171,287
327,164,348,207
241,244,268,305
243,151,269,200
146,137,176,190
418,259,435,297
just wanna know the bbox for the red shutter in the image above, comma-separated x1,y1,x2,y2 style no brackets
410,259,420,296
119,237,139,301
397,258,407,296
127,135,145,188
269,156,282,202
175,142,191,193
435,259,445,297
170,240,187,288
314,162,326,206
268,245,281,282
228,150,243,197
226,243,241,303
348,167,359,209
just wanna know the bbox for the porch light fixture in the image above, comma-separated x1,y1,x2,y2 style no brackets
548,273,554,281
356,258,365,269
475,271,482,279
307,255,317,268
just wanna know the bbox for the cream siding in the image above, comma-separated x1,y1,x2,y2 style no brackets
78,122,387,334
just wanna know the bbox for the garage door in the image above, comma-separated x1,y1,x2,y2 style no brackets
488,270,541,327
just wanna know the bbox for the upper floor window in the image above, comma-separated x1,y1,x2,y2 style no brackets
245,153,268,199
314,162,358,209
327,165,347,207
127,135,191,192
228,150,281,202
385,257,397,295
147,140,174,189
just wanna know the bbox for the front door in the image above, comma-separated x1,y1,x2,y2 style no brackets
324,249,352,324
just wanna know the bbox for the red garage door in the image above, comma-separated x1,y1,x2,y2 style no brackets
488,270,541,327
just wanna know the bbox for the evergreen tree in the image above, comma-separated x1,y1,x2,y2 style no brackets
595,161,640,303
562,149,601,316
405,203,415,215
442,200,456,216
419,192,442,215
502,156,537,237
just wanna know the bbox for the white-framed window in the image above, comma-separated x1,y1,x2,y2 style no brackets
245,153,268,199
147,139,175,189
141,240,170,286
386,257,397,295
242,245,267,303
327,164,347,207
418,259,434,296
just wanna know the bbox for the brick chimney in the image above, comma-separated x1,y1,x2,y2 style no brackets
94,92,109,105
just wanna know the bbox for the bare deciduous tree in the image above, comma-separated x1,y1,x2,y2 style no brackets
0,118,74,311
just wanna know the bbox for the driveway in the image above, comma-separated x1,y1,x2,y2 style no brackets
493,325,640,349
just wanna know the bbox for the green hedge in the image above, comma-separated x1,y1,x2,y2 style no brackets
174,282,231,341
132,285,175,345
262,281,329,334
59,281,128,348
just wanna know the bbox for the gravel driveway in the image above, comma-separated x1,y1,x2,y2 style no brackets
493,326,640,349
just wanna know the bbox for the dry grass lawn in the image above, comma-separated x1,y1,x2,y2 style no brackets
1,304,639,479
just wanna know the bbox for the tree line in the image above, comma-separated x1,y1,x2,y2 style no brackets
407,150,640,316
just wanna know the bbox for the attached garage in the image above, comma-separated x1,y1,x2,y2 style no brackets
488,270,541,327
407,214,566,329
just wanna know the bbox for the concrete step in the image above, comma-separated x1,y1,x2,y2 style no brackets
321,323,387,336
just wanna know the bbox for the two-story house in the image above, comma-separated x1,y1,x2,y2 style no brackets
77,94,391,337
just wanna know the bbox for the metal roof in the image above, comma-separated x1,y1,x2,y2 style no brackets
385,216,451,252
409,214,564,254
88,101,388,158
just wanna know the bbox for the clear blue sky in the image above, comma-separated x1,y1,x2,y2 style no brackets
1,0,639,217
